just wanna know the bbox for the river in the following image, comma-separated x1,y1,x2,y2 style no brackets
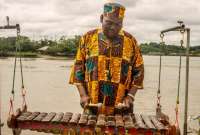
0,56,199,135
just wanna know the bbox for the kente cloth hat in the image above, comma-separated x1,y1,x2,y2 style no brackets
103,2,126,19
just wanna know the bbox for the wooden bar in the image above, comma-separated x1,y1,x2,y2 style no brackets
87,115,96,127
141,115,156,130
134,114,146,129
68,113,80,135
60,112,73,124
40,112,57,134
42,112,56,122
17,112,32,121
49,112,64,134
79,114,88,125
104,116,115,134
115,115,124,127
31,113,48,132
51,112,64,123
33,112,48,122
25,112,40,121
69,113,81,125
106,115,115,127
149,115,166,130
123,114,134,129
96,114,106,127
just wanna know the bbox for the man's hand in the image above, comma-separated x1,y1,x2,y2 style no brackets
76,84,90,108
123,96,134,108
80,95,90,108
123,86,137,108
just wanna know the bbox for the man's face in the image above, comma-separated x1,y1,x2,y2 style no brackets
102,16,123,39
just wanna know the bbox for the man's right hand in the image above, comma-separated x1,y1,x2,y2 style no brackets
80,95,90,108
76,84,90,108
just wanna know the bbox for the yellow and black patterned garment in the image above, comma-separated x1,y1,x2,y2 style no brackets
69,28,144,115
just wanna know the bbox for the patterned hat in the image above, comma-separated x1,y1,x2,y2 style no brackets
103,3,126,19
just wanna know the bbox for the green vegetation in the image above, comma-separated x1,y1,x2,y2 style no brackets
140,42,185,55
0,36,199,57
0,35,80,57
140,42,200,56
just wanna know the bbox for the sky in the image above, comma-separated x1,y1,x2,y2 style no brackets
0,0,200,46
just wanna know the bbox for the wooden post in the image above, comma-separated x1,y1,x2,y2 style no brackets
183,28,190,135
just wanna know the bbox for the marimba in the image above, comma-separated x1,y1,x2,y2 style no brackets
7,108,179,135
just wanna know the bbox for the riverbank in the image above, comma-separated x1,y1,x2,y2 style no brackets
0,53,75,60
0,53,199,61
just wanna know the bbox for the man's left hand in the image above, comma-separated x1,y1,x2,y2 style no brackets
123,95,134,108
123,86,137,109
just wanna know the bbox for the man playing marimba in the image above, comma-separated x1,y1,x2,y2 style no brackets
69,2,144,115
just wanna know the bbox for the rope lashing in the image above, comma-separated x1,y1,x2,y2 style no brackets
9,98,14,115
3,19,28,116
175,29,185,128
157,33,165,109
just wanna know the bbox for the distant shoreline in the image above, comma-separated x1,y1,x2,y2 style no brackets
0,54,75,60
0,54,199,61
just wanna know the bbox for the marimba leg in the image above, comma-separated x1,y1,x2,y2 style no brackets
126,128,137,135
95,127,104,135
168,125,181,135
68,128,77,135
154,132,162,135
62,129,68,135
80,128,94,135
145,130,153,135
12,128,21,135
117,127,125,135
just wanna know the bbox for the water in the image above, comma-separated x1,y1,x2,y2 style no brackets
0,56,199,135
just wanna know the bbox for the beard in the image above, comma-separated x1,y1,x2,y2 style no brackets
103,29,119,39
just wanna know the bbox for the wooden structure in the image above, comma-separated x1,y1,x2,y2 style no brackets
7,108,179,135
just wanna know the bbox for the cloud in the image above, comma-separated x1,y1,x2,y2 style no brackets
0,0,199,45
53,0,103,16
5,0,45,5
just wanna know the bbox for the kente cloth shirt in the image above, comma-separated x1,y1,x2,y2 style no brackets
69,28,144,115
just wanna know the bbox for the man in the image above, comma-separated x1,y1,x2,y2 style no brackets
69,2,144,115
